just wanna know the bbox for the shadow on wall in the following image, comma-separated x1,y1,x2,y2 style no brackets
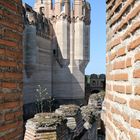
22,3,86,120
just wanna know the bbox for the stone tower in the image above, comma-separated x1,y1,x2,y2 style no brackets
33,0,91,104
23,0,90,116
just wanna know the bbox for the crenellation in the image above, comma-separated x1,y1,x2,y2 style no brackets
23,3,51,39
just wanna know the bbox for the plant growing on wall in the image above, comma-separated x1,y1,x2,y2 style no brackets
35,85,48,113
47,96,55,112
35,85,55,113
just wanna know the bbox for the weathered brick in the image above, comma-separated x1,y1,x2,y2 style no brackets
113,73,128,81
125,58,132,68
113,85,125,93
108,38,121,50
109,52,116,61
117,47,126,57
111,107,121,116
103,0,140,139
5,112,15,121
134,86,140,95
129,131,140,140
129,99,140,111
121,112,130,123
128,37,140,51
0,122,21,132
134,52,140,62
2,82,17,89
133,69,140,78
113,60,125,70
0,1,23,139
131,119,140,129
113,119,128,133
125,85,132,94
114,96,127,104
107,93,114,101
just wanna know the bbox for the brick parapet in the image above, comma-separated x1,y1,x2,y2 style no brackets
102,0,140,139
0,0,23,139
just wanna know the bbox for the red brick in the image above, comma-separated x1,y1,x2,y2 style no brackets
131,119,140,129
117,47,126,57
126,58,132,68
3,93,21,101
106,84,112,91
129,99,140,111
128,37,140,51
4,128,23,140
0,121,22,132
5,73,22,80
0,60,17,67
2,82,17,89
5,112,15,121
109,38,121,50
15,111,23,118
0,101,20,110
0,48,5,55
133,69,140,78
0,0,23,139
111,107,121,115
113,85,125,93
0,122,17,132
110,0,135,27
129,131,140,140
108,112,113,122
104,101,111,110
121,112,130,123
134,86,140,95
0,39,17,48
113,60,125,70
0,1,17,12
134,52,140,62
109,52,116,61
113,73,128,81
113,119,128,133
114,96,127,104
107,93,114,101
106,120,114,132
125,85,132,94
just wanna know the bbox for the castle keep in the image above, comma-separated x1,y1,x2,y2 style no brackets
23,0,91,112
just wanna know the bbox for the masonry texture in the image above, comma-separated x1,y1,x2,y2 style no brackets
24,93,104,140
23,0,91,118
0,0,23,139
102,0,140,140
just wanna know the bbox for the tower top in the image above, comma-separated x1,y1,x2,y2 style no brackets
34,0,91,24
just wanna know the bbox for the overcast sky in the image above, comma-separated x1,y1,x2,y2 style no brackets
23,0,106,75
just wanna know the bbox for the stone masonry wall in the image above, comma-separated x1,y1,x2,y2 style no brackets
102,0,140,140
0,0,23,139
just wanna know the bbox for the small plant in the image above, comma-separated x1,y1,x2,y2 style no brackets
35,85,55,113
47,96,55,112
35,85,48,113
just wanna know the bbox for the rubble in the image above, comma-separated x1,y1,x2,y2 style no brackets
24,92,104,140
24,113,68,140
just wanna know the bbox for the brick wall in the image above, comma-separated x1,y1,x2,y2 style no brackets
102,0,140,140
0,0,23,139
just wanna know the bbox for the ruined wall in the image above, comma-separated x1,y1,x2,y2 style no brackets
0,0,23,139
102,0,140,139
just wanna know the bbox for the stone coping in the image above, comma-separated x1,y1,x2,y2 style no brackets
55,104,80,117
26,113,67,131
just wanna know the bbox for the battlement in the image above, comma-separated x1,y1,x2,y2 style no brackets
23,3,51,39
34,0,91,25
